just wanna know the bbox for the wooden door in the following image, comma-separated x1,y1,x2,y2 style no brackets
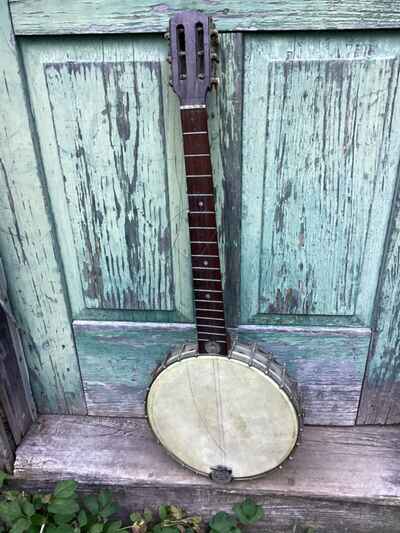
1,0,399,425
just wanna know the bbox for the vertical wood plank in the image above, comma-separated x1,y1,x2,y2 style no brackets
209,34,243,327
0,259,36,442
358,180,400,424
0,406,14,473
0,0,86,414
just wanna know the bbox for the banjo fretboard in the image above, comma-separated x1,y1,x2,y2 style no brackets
181,107,228,355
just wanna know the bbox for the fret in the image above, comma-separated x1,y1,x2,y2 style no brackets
183,131,208,135
194,299,223,304
188,194,213,197
184,153,210,158
191,265,219,269
196,308,224,313
198,339,227,343
194,288,222,293
186,174,212,178
197,330,227,337
197,322,226,329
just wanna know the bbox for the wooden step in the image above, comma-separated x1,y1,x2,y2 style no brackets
12,416,400,532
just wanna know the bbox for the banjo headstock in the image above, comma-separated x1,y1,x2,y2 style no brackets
166,11,219,106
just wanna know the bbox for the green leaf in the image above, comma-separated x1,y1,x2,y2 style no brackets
10,517,31,533
55,525,75,533
158,505,168,521
89,523,104,533
130,512,142,523
78,510,88,527
0,501,23,524
98,491,111,509
143,509,153,523
54,481,77,500
31,513,47,527
22,502,35,519
0,472,8,488
99,503,118,519
83,496,99,515
47,498,80,515
233,499,264,525
209,512,237,533
105,520,122,533
54,513,76,525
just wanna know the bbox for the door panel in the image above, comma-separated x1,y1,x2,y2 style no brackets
241,33,400,326
22,36,192,321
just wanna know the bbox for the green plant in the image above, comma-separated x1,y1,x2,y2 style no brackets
0,472,281,533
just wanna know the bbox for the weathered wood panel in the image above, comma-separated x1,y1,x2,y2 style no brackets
0,0,86,414
75,321,370,425
358,176,400,424
14,416,400,518
9,1,400,35
21,36,192,321
241,33,400,326
74,321,196,416
0,406,14,473
239,326,370,425
209,34,243,327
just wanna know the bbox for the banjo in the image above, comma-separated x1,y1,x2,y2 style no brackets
146,11,303,482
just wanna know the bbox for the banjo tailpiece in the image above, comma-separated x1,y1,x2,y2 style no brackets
146,11,303,482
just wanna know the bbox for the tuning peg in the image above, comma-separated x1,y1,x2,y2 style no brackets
164,31,170,40
167,55,172,64
211,52,219,63
211,77,220,88
210,28,219,44
169,79,173,87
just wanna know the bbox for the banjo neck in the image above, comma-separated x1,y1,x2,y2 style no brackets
167,11,228,355
181,106,228,355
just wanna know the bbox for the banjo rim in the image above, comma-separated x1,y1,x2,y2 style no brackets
145,341,304,481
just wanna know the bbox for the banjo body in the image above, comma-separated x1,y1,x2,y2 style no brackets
147,341,302,481
146,11,303,482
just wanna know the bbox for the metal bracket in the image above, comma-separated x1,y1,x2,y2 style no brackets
210,465,233,484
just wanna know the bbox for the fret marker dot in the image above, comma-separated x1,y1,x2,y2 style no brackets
203,260,208,266
205,293,211,300
198,201,204,207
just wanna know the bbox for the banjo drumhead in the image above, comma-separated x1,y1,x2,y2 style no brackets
146,352,299,479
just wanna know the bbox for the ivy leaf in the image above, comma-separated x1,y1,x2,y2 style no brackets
47,498,80,515
83,496,99,515
78,510,88,527
22,502,35,519
10,517,31,533
0,501,23,524
54,481,77,500
158,505,168,521
169,506,183,520
105,520,122,533
0,472,8,488
54,513,76,525
209,512,238,533
130,512,143,523
89,523,104,533
54,525,75,533
99,503,118,519
30,514,46,526
98,491,111,509
143,509,153,523
233,498,264,525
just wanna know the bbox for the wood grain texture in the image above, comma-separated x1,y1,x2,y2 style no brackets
9,1,400,35
21,36,193,322
73,321,196,416
0,406,14,473
358,175,400,424
208,33,243,327
14,416,400,514
0,0,86,414
241,33,400,327
44,60,173,311
239,326,370,425
75,320,369,425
